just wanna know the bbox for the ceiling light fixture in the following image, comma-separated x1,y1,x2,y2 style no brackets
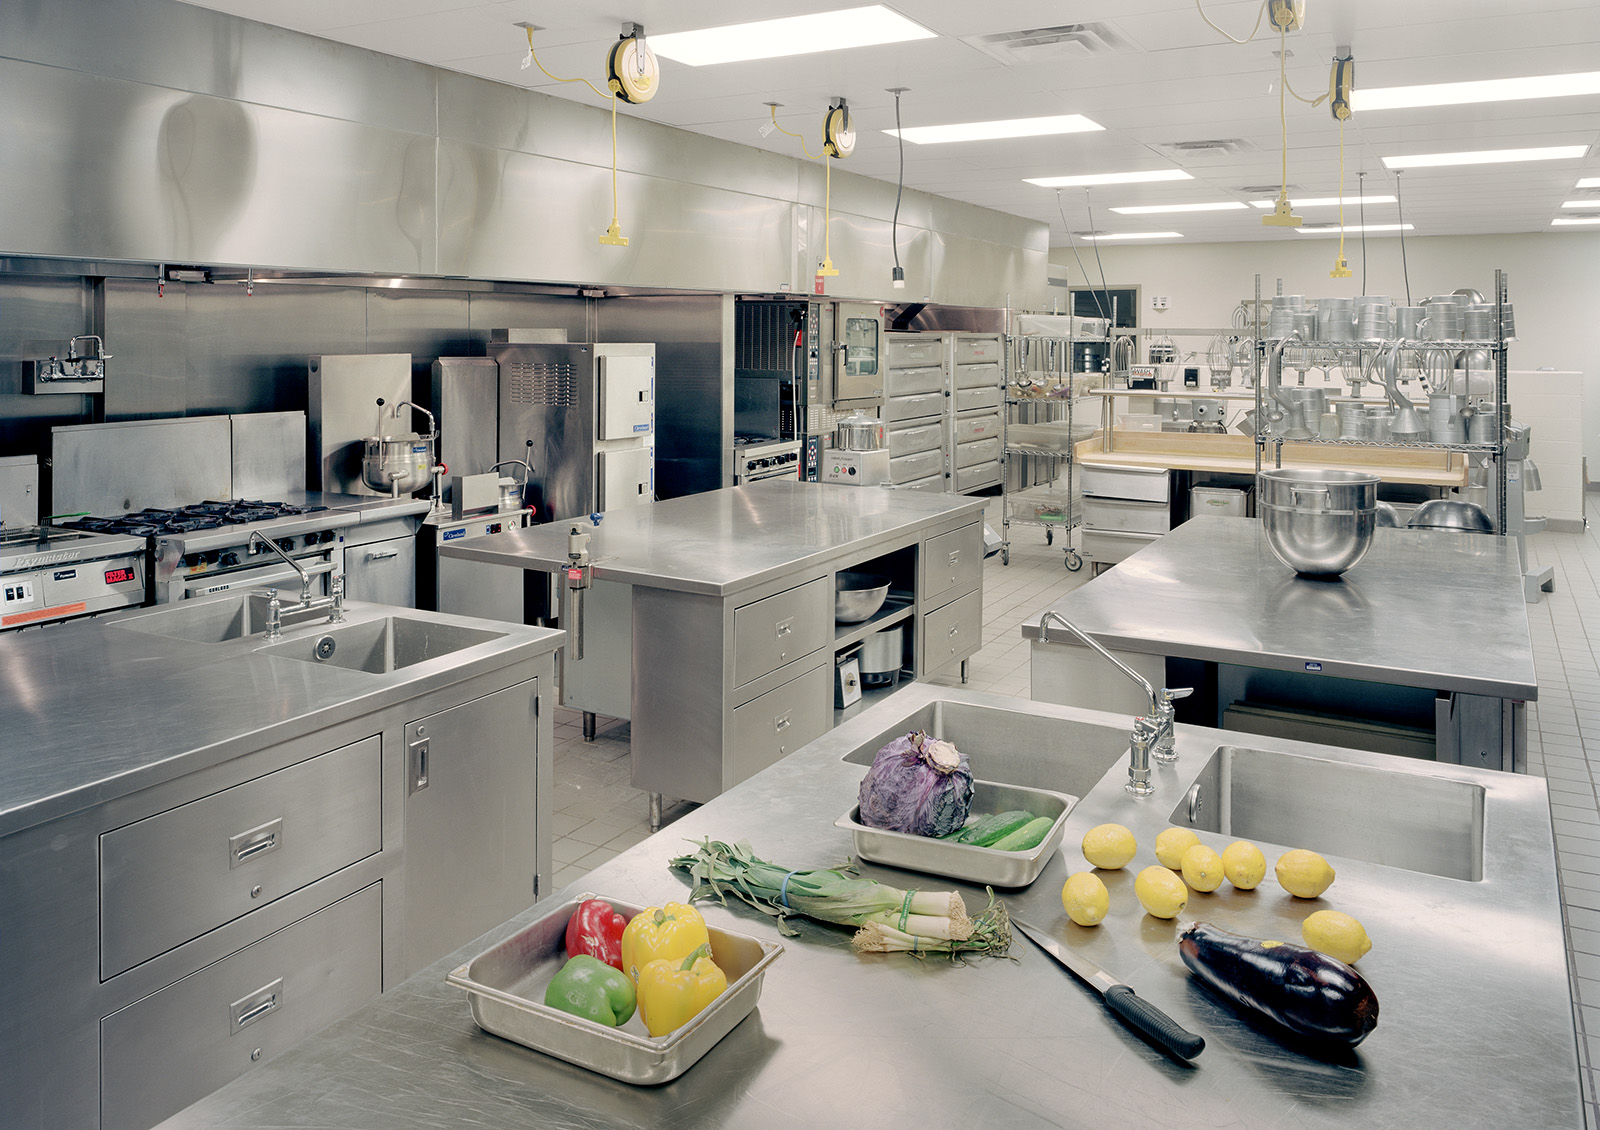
1552,216,1600,225
1352,71,1600,111
1295,223,1414,233
885,114,1102,144
1562,200,1600,208
1578,177,1600,188
1108,202,1248,214
1382,145,1587,169
1079,231,1184,240
647,5,934,66
1026,169,1191,188
1249,195,1396,208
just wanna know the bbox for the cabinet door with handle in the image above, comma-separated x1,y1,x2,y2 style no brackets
400,678,539,978
920,521,983,610
342,535,415,607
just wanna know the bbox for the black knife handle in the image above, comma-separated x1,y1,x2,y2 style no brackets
1105,984,1206,1061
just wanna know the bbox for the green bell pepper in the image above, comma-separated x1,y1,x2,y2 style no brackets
544,954,637,1026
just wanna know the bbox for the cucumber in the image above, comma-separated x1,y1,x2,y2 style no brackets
941,810,1034,846
989,816,1055,852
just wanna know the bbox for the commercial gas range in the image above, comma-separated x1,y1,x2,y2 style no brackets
0,525,148,631
63,500,361,604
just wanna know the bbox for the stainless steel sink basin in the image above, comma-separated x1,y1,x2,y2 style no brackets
110,593,273,643
258,616,506,674
841,698,1130,798
1171,745,1486,881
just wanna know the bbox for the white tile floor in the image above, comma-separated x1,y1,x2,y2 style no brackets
547,497,1598,1129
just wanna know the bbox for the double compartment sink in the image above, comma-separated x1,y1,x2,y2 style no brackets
839,696,1486,884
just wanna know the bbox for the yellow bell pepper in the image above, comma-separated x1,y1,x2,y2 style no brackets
636,943,728,1037
620,901,711,984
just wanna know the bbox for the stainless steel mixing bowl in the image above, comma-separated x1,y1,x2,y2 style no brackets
1258,468,1381,576
835,571,891,622
1408,498,1494,533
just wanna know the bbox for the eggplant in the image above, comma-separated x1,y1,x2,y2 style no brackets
1178,922,1379,1047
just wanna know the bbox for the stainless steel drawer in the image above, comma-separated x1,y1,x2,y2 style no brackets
899,473,945,493
1079,462,1170,502
891,448,944,484
953,412,1001,444
1083,527,1163,565
887,336,942,368
732,576,829,687
954,460,1002,493
953,361,1001,389
888,420,944,456
921,521,983,609
952,386,1002,413
955,435,1002,468
728,661,830,790
886,366,942,396
884,391,946,422
953,335,1002,364
99,736,383,980
922,588,982,676
100,884,382,1130
1082,496,1171,534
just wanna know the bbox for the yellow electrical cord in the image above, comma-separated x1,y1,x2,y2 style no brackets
769,105,839,275
524,27,628,245
1195,0,1268,45
1330,117,1352,277
769,104,822,161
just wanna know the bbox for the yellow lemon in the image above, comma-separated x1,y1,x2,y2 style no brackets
1221,840,1267,890
1081,823,1137,870
1301,909,1372,964
1061,871,1111,927
1276,849,1336,898
1134,865,1189,919
1154,827,1200,870
1180,843,1224,892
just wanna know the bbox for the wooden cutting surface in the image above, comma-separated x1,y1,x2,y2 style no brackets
1073,431,1468,487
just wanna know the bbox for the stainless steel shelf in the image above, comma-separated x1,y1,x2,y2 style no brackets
1287,437,1503,453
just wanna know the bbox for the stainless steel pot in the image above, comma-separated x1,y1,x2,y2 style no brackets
1258,468,1380,576
363,433,433,496
835,413,885,451
857,624,904,686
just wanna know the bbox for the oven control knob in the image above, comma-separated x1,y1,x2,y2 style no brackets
182,553,201,568
202,550,220,565
276,537,295,552
220,552,239,568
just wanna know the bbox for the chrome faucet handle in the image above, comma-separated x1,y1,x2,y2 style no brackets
1126,716,1158,797
1150,687,1193,763
328,575,346,623
262,588,283,642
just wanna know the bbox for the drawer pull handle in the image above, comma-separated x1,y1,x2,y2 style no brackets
775,618,793,639
228,818,283,869
411,737,430,794
775,712,792,733
230,978,283,1034
367,549,400,561
948,623,960,637
947,551,961,566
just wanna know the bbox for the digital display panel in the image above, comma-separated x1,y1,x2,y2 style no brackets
104,567,137,585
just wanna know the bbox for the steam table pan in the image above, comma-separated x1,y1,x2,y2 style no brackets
447,893,783,1085
836,779,1078,888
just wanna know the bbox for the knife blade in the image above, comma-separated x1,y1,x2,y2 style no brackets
1013,918,1205,1062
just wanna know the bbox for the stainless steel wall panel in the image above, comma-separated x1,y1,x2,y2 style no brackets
52,416,232,514
364,289,475,394
103,278,189,421
465,293,588,343
930,231,1050,311
0,274,98,458
231,411,306,498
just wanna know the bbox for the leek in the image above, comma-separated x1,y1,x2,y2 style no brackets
853,889,1013,958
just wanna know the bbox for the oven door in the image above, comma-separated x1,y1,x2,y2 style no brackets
181,559,334,602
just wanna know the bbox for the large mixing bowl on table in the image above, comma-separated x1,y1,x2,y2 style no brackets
835,571,891,622
1258,468,1381,576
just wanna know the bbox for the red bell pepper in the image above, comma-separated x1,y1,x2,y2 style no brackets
565,899,630,971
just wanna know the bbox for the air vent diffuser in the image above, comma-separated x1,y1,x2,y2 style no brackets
965,23,1134,65
1159,139,1256,157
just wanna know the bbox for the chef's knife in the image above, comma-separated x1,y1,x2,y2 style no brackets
1013,918,1205,1062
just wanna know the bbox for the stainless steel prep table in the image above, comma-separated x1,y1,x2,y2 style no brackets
1023,515,1537,771
154,682,1582,1130
443,479,989,819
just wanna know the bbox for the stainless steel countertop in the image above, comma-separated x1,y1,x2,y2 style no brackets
1023,516,1538,700
158,682,1579,1130
0,598,563,839
305,491,434,523
441,481,988,597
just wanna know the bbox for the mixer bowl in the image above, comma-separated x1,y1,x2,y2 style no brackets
1258,468,1380,576
1408,499,1494,534
835,571,892,622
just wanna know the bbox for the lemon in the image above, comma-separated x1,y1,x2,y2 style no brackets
1081,823,1137,870
1180,843,1224,892
1221,841,1267,890
1301,909,1372,964
1276,849,1336,898
1061,871,1111,926
1134,865,1189,919
1154,827,1200,870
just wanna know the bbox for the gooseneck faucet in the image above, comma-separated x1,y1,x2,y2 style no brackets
248,530,313,605
1038,609,1191,797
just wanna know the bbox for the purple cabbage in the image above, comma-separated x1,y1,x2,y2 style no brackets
857,730,973,838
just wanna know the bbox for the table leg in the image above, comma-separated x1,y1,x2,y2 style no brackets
582,711,596,742
649,792,663,832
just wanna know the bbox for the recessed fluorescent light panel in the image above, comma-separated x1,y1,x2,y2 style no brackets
1109,202,1247,215
1552,216,1600,225
1578,177,1600,188
1249,195,1397,208
648,5,934,66
886,114,1102,144
1352,71,1600,111
1080,232,1184,240
1296,224,1414,234
1562,200,1600,208
1382,146,1587,169
1027,169,1192,188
